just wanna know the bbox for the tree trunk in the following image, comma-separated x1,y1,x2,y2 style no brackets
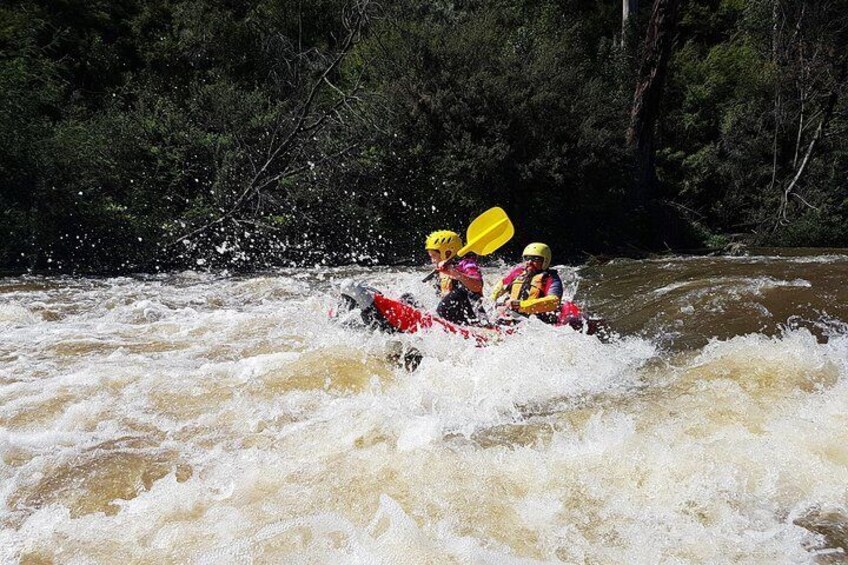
626,0,683,208
622,0,639,42
776,55,848,226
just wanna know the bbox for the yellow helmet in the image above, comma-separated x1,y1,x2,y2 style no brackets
425,230,462,259
522,242,552,269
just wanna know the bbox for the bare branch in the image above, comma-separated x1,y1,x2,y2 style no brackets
791,192,821,211
775,55,847,228
661,199,706,219
233,218,286,232
250,5,367,188
169,1,372,247
172,215,230,246
254,143,359,194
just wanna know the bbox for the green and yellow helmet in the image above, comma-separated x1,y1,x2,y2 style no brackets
425,230,462,259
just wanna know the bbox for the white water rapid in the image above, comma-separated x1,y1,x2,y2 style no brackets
1,260,847,563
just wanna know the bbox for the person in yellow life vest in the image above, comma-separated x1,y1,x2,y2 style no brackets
424,230,488,326
490,242,564,324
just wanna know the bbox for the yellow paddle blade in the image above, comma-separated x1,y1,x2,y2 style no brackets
458,206,514,257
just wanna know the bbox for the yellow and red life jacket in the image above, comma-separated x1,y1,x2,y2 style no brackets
508,270,552,301
504,269,563,323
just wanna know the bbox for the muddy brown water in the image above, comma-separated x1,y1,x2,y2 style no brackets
1,252,847,562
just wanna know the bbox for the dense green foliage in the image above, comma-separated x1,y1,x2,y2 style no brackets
1,0,847,272
662,0,848,247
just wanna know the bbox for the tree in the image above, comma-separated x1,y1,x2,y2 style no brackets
167,0,374,267
627,0,683,211
768,0,848,233
623,0,639,43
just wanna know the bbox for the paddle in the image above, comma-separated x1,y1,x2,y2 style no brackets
422,206,515,283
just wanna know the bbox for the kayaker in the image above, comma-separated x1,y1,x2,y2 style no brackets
490,242,567,325
425,230,488,326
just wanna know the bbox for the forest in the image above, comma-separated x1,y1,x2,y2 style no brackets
2,0,847,272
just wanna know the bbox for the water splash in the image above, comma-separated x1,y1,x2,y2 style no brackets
1,258,847,562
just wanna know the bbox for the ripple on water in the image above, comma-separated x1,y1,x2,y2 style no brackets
252,348,395,395
6,436,191,523
794,505,848,558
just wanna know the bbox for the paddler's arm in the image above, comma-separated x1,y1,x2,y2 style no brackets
517,294,561,314
457,272,483,294
438,261,483,294
489,280,505,301
517,273,563,314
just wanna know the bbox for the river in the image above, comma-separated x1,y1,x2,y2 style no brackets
1,250,847,563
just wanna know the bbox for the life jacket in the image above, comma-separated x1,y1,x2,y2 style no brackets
435,256,481,298
506,268,561,324
508,269,554,302
437,274,456,297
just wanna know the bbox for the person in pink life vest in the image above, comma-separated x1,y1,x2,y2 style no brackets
424,230,489,326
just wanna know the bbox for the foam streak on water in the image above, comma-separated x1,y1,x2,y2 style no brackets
1,262,847,563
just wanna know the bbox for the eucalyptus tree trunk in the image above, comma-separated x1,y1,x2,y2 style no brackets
622,0,639,43
626,0,683,208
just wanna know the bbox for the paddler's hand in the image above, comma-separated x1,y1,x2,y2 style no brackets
496,302,522,323
508,299,521,311
436,260,460,279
